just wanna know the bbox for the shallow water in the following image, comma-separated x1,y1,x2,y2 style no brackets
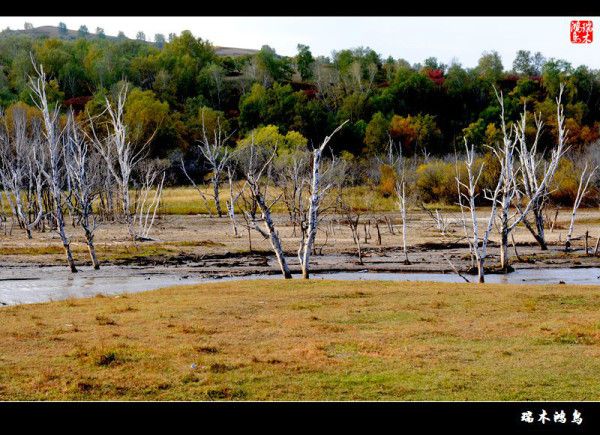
0,267,209,306
1,266,600,306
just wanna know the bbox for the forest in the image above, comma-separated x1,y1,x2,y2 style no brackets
0,25,599,199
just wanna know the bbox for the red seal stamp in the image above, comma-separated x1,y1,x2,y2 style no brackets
570,20,593,43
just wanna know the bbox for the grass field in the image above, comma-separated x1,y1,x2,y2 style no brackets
2,279,600,400
158,185,459,215
1,185,459,216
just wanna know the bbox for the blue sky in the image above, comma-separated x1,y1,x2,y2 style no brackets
1,16,599,69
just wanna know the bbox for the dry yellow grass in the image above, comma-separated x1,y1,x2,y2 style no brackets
2,279,600,400
158,185,423,215
0,239,222,259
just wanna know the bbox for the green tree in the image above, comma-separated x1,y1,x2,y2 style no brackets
382,56,397,82
476,51,503,83
58,22,68,36
512,50,545,76
462,118,486,146
157,30,216,101
152,69,177,105
154,33,166,48
123,86,169,149
338,91,371,123
364,112,389,155
239,82,306,133
282,130,308,153
238,124,284,151
186,105,230,146
296,44,314,81
238,125,307,154
78,25,89,38
423,57,446,73
0,65,16,106
541,58,574,99
199,62,226,108
255,45,294,84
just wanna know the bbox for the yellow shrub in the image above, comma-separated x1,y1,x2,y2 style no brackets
550,158,598,206
415,160,458,204
378,164,397,198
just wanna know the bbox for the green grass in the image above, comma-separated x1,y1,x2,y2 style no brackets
2,279,600,400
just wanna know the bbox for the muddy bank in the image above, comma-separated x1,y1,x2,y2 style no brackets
2,212,600,278
2,241,599,279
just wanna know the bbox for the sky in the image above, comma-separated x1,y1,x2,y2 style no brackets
0,16,599,69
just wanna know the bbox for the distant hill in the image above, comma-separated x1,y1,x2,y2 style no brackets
0,25,259,57
213,46,259,57
1,25,119,41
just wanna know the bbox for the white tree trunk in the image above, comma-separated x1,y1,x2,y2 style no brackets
398,181,410,265
254,188,291,279
300,150,322,278
566,164,597,250
29,61,77,273
298,121,347,279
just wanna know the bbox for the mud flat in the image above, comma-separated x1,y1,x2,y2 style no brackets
2,211,600,305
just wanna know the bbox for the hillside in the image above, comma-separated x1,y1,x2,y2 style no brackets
0,25,258,57
1,25,119,41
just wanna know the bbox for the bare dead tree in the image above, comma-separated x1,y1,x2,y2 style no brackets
88,82,152,239
225,163,247,237
275,148,310,235
298,121,347,278
237,188,261,252
387,136,411,265
0,188,9,235
132,159,167,241
421,204,452,236
340,203,363,265
197,108,233,217
64,111,102,269
491,88,519,273
454,151,476,270
565,163,597,251
243,135,291,279
458,140,503,283
29,60,77,273
517,84,569,250
492,88,566,272
0,107,46,239
396,180,410,264
96,159,118,222
179,156,214,218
